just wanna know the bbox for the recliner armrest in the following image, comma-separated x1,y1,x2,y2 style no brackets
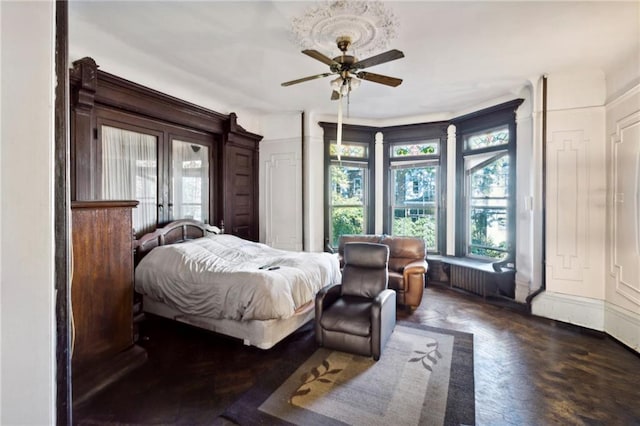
403,259,428,275
373,289,396,309
315,284,342,318
371,289,396,327
315,284,343,346
402,260,427,309
371,289,396,361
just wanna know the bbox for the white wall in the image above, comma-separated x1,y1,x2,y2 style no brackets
259,112,303,250
532,70,608,330
546,71,607,300
604,84,640,351
0,1,56,424
606,47,640,103
0,3,4,421
303,112,326,252
514,83,539,302
531,68,640,353
1,5,3,418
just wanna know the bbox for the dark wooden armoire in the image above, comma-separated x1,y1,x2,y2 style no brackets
68,57,262,406
70,200,147,405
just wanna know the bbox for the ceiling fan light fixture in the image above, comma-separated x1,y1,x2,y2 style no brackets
330,75,361,97
330,76,343,91
283,5,405,98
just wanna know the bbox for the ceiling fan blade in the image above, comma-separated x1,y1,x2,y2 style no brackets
356,71,403,87
281,72,333,87
331,90,340,100
353,49,404,70
302,50,339,66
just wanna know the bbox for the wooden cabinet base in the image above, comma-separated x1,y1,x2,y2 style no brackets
73,344,147,407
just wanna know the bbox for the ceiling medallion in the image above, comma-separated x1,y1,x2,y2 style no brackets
290,0,399,58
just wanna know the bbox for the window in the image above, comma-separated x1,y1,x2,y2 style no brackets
321,123,376,250
321,102,522,261
329,161,368,246
390,157,440,250
384,124,448,253
454,100,522,260
465,132,509,258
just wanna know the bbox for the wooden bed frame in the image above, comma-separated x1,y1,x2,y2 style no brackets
134,219,221,263
133,220,316,349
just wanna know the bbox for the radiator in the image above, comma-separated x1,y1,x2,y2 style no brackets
427,256,516,298
447,263,515,298
449,264,494,298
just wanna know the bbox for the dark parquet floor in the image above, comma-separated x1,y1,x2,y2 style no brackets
74,286,640,425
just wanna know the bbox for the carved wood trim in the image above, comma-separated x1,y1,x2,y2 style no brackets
70,58,228,135
71,200,139,209
69,57,262,241
95,72,227,134
227,112,263,149
70,57,98,200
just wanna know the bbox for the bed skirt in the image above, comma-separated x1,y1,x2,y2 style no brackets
142,297,315,349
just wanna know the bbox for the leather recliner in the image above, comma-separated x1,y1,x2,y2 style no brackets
315,242,396,361
337,235,428,310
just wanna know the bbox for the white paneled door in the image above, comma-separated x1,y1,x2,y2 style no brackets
260,138,303,251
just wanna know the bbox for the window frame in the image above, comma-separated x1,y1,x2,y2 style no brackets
320,122,377,251
383,122,448,254
453,99,523,260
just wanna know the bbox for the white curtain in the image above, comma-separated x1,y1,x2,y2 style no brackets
172,140,209,222
102,125,157,235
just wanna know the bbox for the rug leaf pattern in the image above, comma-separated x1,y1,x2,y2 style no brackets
409,340,443,372
289,358,343,403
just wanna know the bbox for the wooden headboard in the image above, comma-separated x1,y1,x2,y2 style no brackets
134,219,220,264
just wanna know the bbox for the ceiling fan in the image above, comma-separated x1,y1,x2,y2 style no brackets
281,36,405,100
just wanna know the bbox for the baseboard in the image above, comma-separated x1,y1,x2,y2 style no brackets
604,303,640,353
531,291,605,331
514,277,530,304
531,292,640,354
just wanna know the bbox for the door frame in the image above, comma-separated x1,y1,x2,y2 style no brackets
54,0,71,424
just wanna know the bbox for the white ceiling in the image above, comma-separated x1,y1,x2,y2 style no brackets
69,1,639,120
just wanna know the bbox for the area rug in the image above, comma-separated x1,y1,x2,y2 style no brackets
222,322,474,425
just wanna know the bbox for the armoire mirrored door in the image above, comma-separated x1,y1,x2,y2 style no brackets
97,114,216,236
170,139,210,223
101,124,159,236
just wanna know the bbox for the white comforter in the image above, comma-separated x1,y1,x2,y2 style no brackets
135,234,341,321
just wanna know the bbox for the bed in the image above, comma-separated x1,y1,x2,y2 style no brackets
134,220,341,349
